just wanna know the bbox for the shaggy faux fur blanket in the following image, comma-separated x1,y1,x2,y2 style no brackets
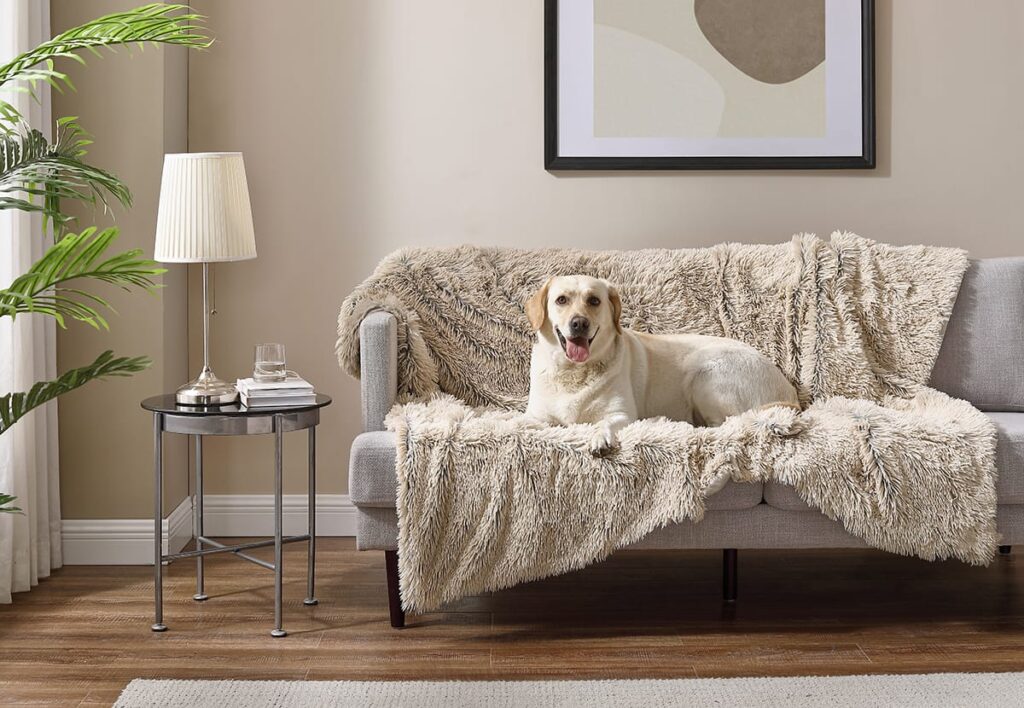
337,233,998,612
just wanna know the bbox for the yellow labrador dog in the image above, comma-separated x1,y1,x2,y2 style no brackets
525,275,800,457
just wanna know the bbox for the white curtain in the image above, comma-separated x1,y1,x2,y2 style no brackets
0,0,61,604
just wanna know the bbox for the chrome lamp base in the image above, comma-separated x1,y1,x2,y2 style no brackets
175,262,238,406
176,368,238,406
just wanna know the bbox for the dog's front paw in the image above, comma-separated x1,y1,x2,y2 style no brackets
588,425,619,457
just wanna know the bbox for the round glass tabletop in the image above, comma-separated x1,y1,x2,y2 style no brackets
141,393,332,416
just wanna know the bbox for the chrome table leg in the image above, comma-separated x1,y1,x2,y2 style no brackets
271,414,286,638
152,414,167,632
193,435,208,602
304,426,318,606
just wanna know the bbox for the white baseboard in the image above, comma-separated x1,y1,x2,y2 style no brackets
61,494,357,565
200,494,356,538
62,496,193,566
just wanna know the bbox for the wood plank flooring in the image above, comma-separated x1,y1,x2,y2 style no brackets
2,539,1023,705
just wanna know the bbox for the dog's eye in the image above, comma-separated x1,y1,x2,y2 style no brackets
587,296,600,307
555,295,568,306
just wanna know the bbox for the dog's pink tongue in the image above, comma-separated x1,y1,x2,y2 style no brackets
565,337,590,363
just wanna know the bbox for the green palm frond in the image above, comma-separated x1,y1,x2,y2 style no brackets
0,3,210,222
0,494,20,513
0,226,165,329
0,5,210,443
0,4,210,93
0,100,22,130
0,118,130,226
0,350,150,436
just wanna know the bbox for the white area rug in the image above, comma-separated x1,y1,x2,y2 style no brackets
116,673,1024,707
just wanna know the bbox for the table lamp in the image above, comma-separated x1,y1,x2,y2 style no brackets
154,152,257,405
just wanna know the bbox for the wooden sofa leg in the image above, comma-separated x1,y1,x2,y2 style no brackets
999,545,1012,556
384,550,406,628
723,549,738,603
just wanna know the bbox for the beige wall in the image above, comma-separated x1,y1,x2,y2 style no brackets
53,0,189,519
58,0,1024,515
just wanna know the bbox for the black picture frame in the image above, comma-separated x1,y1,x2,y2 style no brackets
544,0,875,170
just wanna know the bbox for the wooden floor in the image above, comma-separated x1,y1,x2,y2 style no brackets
2,539,1023,705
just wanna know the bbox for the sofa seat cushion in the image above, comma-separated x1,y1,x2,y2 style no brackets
987,412,1024,503
706,480,764,510
349,431,764,511
762,481,819,511
765,411,1024,510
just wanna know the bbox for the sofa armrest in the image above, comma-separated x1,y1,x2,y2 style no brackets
359,311,398,431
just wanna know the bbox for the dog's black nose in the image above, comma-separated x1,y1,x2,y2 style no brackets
569,316,590,336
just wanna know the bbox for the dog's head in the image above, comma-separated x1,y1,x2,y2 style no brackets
525,275,622,364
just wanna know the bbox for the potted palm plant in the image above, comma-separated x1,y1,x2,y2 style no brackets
0,4,211,511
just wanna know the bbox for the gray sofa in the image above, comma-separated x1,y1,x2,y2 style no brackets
349,258,1024,628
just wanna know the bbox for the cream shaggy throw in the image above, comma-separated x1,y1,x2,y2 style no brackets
337,233,998,613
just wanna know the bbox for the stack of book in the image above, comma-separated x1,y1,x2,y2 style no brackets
236,376,316,408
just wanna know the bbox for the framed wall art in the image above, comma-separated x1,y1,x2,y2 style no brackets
545,0,875,170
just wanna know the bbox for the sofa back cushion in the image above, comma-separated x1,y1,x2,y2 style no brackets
931,258,1024,411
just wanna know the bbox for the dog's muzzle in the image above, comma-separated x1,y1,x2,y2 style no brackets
556,326,598,364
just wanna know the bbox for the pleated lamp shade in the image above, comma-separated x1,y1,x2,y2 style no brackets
154,152,257,263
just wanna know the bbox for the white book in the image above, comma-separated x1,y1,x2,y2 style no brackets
240,392,317,408
240,386,314,398
237,376,314,395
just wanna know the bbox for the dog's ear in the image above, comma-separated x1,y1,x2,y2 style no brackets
607,283,623,334
526,278,552,331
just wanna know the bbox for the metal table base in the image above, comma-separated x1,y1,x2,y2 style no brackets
148,403,324,638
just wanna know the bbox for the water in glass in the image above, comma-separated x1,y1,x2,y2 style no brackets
255,343,287,382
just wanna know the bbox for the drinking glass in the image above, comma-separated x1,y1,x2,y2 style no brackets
254,343,287,382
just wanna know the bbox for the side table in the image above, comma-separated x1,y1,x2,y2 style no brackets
141,393,332,637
